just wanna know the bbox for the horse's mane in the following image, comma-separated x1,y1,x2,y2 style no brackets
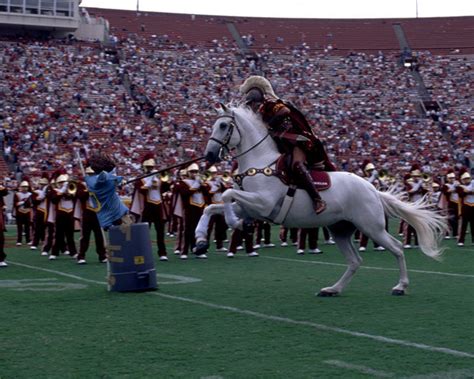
232,104,268,134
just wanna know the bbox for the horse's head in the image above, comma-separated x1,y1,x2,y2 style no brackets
205,103,241,164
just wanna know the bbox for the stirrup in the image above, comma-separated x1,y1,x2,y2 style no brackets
314,200,326,214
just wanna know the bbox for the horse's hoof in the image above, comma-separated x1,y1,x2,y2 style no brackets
391,289,405,296
194,241,209,255
317,290,339,297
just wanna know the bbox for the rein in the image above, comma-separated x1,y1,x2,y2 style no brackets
212,112,271,161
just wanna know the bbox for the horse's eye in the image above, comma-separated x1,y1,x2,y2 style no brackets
219,122,228,130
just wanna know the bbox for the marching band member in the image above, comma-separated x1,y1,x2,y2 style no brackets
0,182,9,267
130,154,170,261
359,161,385,251
76,166,107,264
296,228,322,255
279,226,298,247
41,173,58,257
254,220,275,249
174,163,209,259
14,180,32,246
457,171,473,247
362,161,380,188
403,164,425,249
30,173,50,251
442,170,460,240
49,172,78,260
170,169,187,256
429,182,442,210
205,166,228,252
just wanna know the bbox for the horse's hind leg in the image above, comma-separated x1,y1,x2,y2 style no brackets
371,231,409,295
318,221,360,297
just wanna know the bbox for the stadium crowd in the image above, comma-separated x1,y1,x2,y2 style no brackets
1,36,471,186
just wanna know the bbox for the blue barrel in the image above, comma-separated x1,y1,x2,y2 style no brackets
107,222,157,292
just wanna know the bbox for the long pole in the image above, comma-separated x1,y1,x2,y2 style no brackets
416,0,419,18
124,155,206,185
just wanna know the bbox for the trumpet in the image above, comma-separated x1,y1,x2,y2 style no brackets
422,173,432,183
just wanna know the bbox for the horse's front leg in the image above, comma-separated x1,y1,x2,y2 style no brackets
222,189,273,229
194,204,225,255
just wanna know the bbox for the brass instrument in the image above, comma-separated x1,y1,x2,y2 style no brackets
422,173,432,183
221,172,232,182
201,171,213,182
67,181,78,196
160,171,170,183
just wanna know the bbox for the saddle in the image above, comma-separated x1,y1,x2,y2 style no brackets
275,155,331,191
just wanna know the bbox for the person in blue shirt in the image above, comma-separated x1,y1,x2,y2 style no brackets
85,153,130,230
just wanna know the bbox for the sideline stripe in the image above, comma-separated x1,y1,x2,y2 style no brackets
323,359,394,377
153,293,474,359
263,256,474,278
8,261,474,359
8,262,200,285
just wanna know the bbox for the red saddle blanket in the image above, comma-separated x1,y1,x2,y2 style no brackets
275,156,331,191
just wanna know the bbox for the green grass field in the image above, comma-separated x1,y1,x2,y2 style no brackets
1,225,473,379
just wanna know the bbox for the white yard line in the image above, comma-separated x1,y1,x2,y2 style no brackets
153,292,474,359
401,368,474,379
263,256,474,278
323,359,395,377
8,260,474,360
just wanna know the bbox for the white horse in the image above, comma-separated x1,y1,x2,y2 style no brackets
195,104,447,296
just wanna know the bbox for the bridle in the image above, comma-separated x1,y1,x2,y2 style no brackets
210,111,271,161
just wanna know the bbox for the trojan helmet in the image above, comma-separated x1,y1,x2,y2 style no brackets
20,181,29,188
240,76,277,99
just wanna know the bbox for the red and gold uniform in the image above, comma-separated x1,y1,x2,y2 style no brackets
205,166,228,251
49,174,77,259
174,163,209,258
31,174,50,250
0,184,9,266
13,180,32,245
443,171,460,239
130,154,170,261
403,166,426,248
457,171,473,246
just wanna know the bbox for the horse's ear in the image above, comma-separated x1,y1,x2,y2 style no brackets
219,102,229,113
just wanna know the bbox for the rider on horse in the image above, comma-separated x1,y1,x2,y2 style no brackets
239,75,335,214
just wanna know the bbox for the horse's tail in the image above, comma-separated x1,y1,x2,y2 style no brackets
377,188,448,261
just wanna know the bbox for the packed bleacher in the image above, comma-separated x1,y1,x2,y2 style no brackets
0,11,472,192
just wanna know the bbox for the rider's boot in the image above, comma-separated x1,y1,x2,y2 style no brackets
293,161,326,214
